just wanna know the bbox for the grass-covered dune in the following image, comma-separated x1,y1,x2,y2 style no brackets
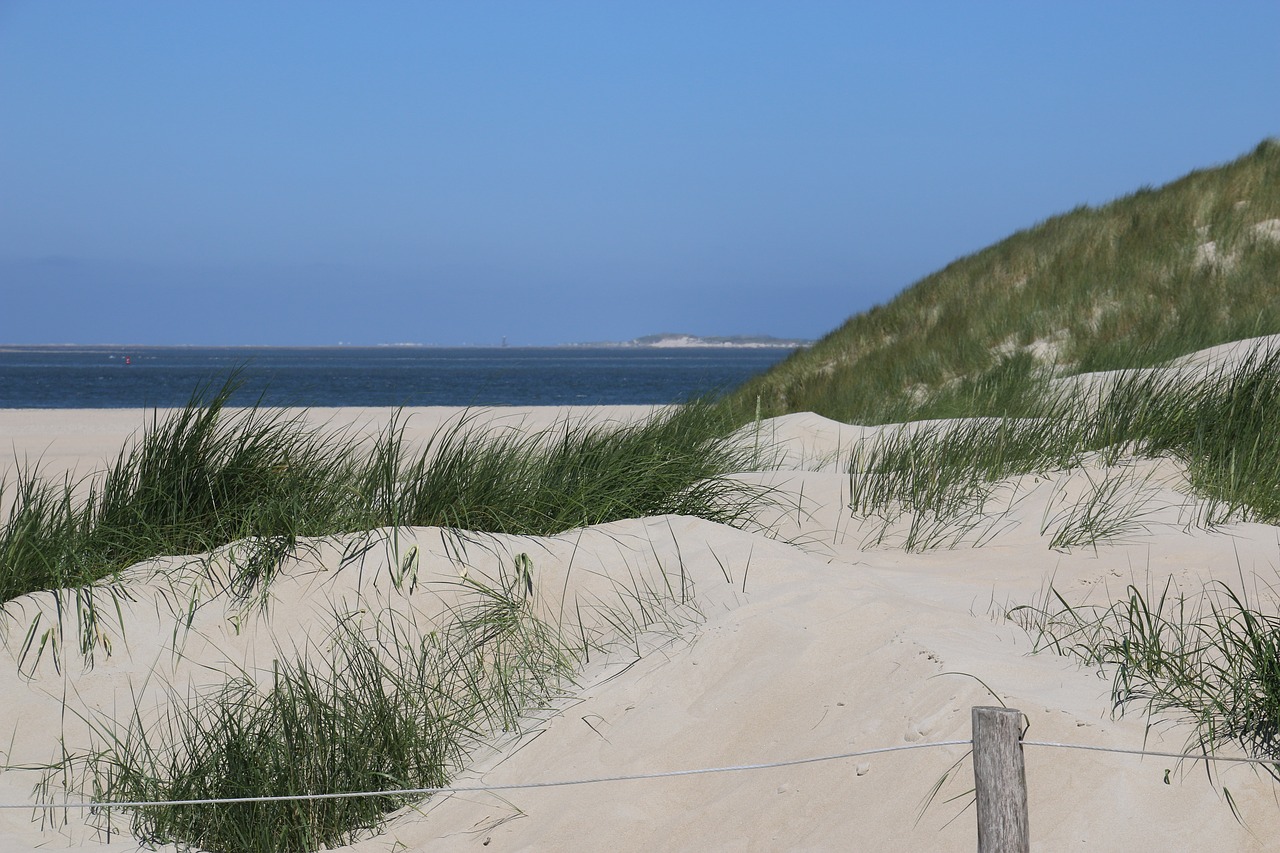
735,138,1280,424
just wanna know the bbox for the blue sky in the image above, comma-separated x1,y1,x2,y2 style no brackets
2,2,1277,346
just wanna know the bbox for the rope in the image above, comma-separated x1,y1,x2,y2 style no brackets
8,736,1276,814
1022,739,1280,768
0,739,972,811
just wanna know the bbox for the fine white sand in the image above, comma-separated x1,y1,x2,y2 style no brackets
4,348,1280,851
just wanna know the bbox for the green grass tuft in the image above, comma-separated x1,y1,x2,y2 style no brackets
1015,579,1280,775
845,348,1280,548
48,559,574,852
1,384,768,606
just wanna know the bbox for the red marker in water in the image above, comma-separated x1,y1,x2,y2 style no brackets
125,356,131,365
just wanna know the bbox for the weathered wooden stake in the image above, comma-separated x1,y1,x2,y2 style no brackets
972,706,1029,853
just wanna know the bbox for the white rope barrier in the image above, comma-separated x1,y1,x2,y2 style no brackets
0,739,973,811
1022,739,1280,768
6,736,1276,816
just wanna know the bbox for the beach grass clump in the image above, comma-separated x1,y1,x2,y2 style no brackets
1015,580,1280,774
845,348,1280,549
0,378,359,603
0,384,766,607
1039,465,1165,551
1128,353,1280,523
86,386,357,568
849,415,1075,517
846,405,1096,549
0,466,94,608
356,397,766,536
52,559,575,853
1070,348,1280,525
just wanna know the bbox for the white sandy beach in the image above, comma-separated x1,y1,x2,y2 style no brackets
4,354,1280,851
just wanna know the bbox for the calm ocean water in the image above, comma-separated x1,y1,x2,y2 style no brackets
0,346,795,409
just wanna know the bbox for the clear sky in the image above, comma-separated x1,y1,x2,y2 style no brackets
2,2,1277,346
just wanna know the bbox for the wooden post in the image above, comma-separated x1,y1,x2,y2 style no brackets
972,706,1029,853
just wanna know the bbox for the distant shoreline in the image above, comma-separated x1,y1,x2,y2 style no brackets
0,336,812,352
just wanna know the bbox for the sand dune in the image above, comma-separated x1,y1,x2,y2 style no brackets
4,349,1280,851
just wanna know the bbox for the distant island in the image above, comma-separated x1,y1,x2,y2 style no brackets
569,333,811,349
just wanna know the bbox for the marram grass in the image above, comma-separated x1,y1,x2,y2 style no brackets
1014,578,1280,776
46,558,577,853
846,349,1280,551
0,379,770,605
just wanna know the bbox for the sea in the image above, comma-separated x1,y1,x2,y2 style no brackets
0,346,796,409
